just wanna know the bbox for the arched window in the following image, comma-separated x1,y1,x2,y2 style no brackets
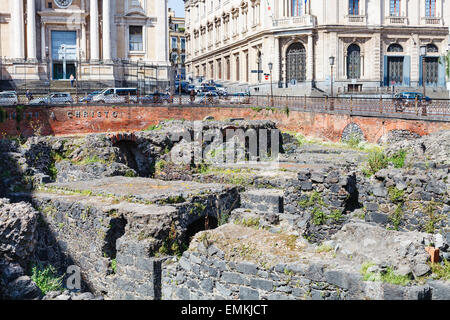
390,0,401,16
349,0,360,15
425,0,436,17
292,0,303,16
426,43,438,53
286,43,306,83
347,44,361,79
387,43,403,52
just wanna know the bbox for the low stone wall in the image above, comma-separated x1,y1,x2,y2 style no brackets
29,179,240,299
281,166,357,242
358,167,449,235
161,237,449,300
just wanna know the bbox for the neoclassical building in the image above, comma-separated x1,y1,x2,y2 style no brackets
0,0,170,90
184,0,450,95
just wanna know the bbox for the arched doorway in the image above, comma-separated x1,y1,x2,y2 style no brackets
286,42,306,85
387,44,404,86
347,44,361,79
424,44,439,86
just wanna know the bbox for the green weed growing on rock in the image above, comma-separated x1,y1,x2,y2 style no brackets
30,264,64,294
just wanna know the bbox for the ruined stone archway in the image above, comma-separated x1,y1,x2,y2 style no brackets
108,132,152,177
341,122,365,143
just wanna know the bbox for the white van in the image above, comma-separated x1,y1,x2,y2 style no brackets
92,88,138,104
0,91,18,106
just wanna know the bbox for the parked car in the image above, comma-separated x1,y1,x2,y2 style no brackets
194,92,220,104
230,92,251,104
185,84,196,94
0,91,18,106
79,91,102,103
393,92,431,111
92,88,138,104
139,92,173,104
29,92,73,105
216,87,228,97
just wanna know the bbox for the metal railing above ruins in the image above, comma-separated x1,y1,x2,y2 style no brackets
1,94,449,122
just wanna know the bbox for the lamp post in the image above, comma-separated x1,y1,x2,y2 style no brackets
420,45,427,97
45,46,50,94
329,56,335,111
420,45,427,116
268,62,273,107
178,61,182,104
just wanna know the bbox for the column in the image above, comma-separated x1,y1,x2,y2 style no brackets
273,37,280,85
26,0,37,61
155,0,169,64
306,34,314,82
90,0,99,61
10,0,25,60
102,0,111,61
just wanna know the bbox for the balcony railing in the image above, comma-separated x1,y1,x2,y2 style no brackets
385,16,408,25
273,15,316,27
345,15,366,24
421,17,442,25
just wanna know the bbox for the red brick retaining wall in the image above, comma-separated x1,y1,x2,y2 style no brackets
0,105,449,143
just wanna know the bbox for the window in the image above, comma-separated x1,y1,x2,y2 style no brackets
425,0,436,17
292,0,303,16
390,0,400,16
129,26,143,51
349,0,359,15
347,44,361,79
181,38,186,50
387,43,403,52
171,37,178,49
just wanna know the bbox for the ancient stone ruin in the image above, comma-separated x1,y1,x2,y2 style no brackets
0,120,449,300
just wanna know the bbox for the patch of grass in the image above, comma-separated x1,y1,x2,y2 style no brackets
284,235,298,251
316,244,333,253
145,124,162,131
388,186,405,204
360,262,410,286
156,223,188,257
124,170,137,177
424,200,444,234
159,195,186,204
111,258,117,274
78,155,107,165
388,149,407,169
155,160,167,174
30,264,64,294
235,217,260,229
364,151,389,177
189,202,207,216
344,132,362,149
251,106,262,112
429,260,450,281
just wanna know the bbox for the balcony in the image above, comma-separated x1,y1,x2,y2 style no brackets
345,15,367,24
385,16,408,25
273,15,316,28
421,17,443,25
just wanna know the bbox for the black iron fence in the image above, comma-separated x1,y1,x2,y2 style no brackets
0,93,449,121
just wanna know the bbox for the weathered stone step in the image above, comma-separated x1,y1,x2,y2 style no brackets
240,188,284,214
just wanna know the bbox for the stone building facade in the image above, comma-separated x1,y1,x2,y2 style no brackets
0,0,170,90
168,8,186,79
184,0,450,95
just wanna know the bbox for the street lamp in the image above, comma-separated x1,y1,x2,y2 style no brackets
420,45,427,116
420,45,427,96
329,56,335,110
268,62,273,107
